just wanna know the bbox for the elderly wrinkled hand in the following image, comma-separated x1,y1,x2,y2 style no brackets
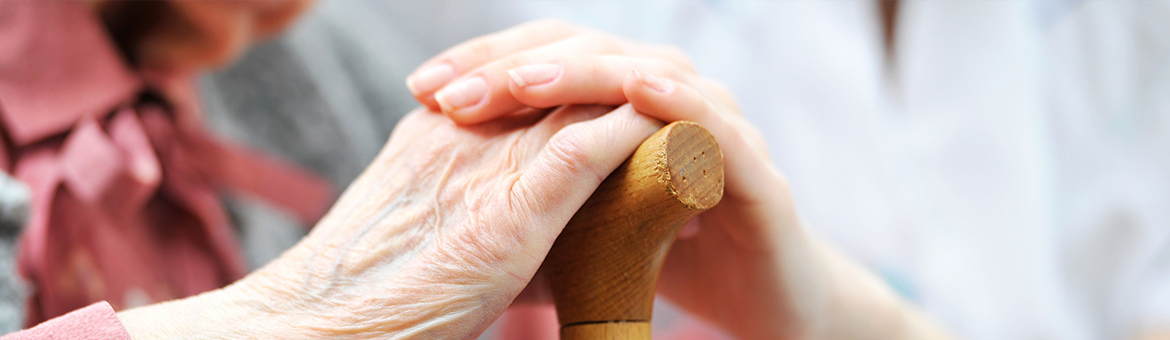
116,105,660,339
406,19,951,340
405,19,803,339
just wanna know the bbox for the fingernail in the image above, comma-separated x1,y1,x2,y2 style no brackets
634,70,675,93
435,76,488,112
508,63,561,87
406,63,456,95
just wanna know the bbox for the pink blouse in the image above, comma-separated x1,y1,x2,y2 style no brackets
0,1,332,336
2,303,130,340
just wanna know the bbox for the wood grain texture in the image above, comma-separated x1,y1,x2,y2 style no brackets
544,121,724,339
560,322,651,340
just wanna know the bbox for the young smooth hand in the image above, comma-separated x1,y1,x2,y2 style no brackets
407,20,951,340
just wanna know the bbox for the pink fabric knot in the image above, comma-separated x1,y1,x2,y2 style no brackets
0,1,335,327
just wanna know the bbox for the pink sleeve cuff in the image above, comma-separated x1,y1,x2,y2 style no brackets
2,302,132,340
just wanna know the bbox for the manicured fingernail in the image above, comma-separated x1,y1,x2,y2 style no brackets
634,70,674,93
406,63,456,95
435,76,488,112
508,63,562,87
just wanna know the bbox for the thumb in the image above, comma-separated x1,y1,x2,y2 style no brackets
511,104,662,252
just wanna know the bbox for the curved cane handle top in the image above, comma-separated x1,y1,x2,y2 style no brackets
544,121,724,340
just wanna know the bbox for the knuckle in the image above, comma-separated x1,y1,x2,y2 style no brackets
572,34,625,55
634,43,695,73
630,57,686,83
544,128,603,183
460,215,520,264
700,77,742,112
704,77,733,95
657,61,689,81
579,57,608,83
499,54,534,72
658,45,696,71
508,178,539,215
462,39,498,64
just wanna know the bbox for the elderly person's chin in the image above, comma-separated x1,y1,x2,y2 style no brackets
89,0,312,78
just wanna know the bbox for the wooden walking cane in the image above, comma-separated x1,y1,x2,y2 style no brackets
544,121,724,340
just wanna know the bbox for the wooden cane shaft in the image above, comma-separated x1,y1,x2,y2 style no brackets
545,121,723,340
560,322,651,340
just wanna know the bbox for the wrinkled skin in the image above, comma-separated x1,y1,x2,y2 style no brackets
118,105,661,339
406,20,816,339
406,20,952,340
115,11,948,340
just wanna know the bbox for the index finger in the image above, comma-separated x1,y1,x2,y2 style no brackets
406,19,583,108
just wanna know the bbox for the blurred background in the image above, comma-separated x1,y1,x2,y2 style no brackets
2,1,1165,339
198,2,1170,339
